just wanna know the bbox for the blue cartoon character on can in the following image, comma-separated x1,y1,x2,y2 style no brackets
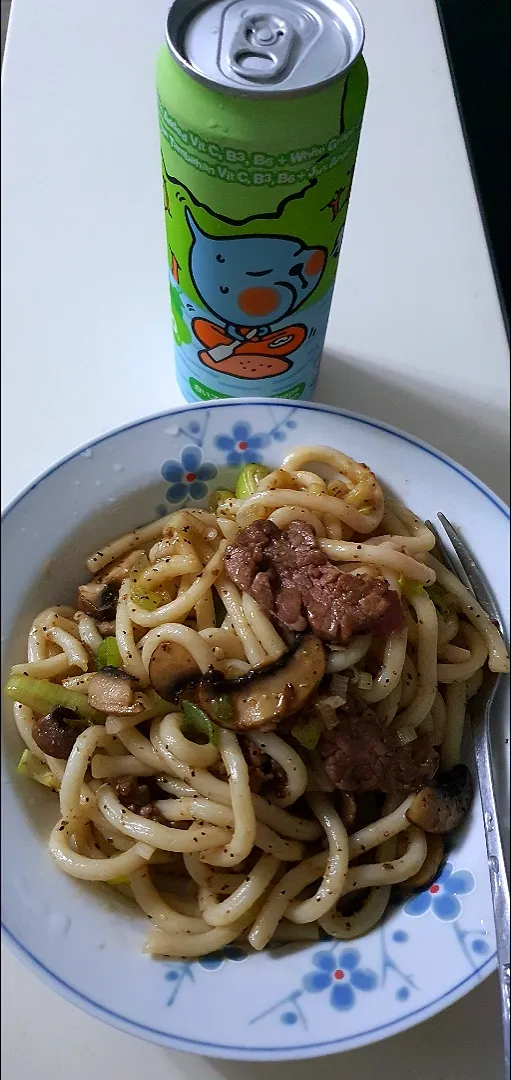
185,208,327,381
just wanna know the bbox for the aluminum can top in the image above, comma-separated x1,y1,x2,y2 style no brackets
165,0,365,97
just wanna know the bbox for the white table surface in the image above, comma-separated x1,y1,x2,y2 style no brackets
1,0,509,1077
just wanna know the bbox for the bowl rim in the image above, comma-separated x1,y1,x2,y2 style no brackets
1,397,508,1059
1,397,509,524
1,921,497,1060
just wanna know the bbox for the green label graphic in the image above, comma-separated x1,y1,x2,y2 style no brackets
272,383,306,400
189,378,230,400
156,50,368,402
159,101,361,188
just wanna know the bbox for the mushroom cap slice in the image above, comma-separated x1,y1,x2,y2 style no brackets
197,634,326,732
77,582,118,619
87,668,140,715
149,642,201,701
406,763,473,833
98,550,145,586
32,708,79,760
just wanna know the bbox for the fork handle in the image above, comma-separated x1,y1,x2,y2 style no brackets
472,713,510,1080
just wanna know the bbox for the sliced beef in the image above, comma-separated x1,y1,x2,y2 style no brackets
300,564,403,642
224,520,403,644
318,701,438,797
241,738,287,799
114,776,168,824
32,708,79,759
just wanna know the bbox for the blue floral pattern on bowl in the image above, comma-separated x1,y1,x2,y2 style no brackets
161,445,217,504
404,861,475,921
155,407,299,516
213,410,298,467
214,422,271,467
197,945,248,970
163,946,248,1006
303,947,378,1011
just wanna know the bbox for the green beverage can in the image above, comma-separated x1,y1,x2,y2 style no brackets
157,0,368,403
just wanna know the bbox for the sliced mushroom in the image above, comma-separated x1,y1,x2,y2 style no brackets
78,581,118,620
149,642,201,700
174,632,302,700
194,635,326,732
99,550,145,587
78,552,145,621
87,667,141,715
32,708,80,759
406,763,473,833
403,835,444,888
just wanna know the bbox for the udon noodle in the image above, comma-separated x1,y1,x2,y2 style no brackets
6,445,509,958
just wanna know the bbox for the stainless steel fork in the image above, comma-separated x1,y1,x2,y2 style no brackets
427,513,510,1079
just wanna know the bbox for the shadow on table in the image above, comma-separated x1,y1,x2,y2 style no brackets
314,347,510,504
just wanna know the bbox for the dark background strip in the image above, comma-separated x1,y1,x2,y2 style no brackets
435,0,510,336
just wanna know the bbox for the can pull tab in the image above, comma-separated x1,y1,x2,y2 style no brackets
227,14,294,83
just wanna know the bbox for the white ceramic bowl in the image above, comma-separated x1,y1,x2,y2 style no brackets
2,399,509,1061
